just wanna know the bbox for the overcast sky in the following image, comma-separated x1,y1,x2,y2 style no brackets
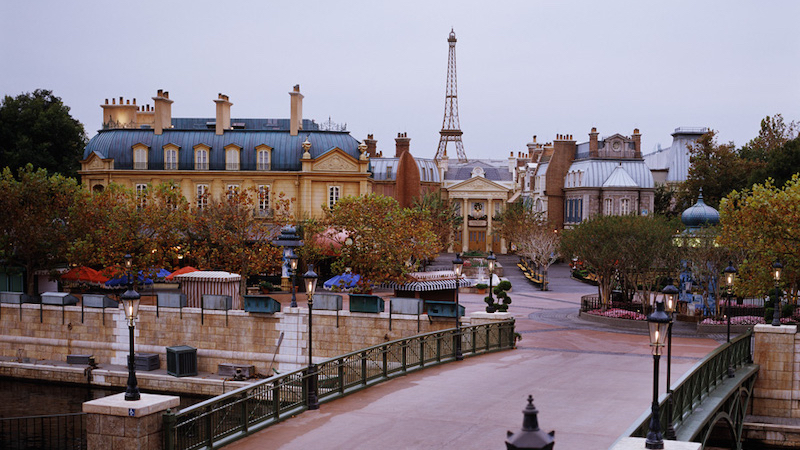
2,0,798,160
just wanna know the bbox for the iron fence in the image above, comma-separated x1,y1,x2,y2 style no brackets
164,320,515,450
580,294,643,314
0,412,86,450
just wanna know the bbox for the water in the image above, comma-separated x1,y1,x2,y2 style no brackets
0,378,208,419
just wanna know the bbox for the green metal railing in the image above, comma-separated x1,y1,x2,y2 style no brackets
164,320,515,450
621,329,754,442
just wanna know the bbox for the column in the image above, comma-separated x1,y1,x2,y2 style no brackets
83,393,179,450
486,198,493,253
462,199,469,253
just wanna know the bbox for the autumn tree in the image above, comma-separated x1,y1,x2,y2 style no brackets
0,165,83,295
719,175,800,300
68,181,191,283
323,194,439,289
187,187,283,297
741,114,799,188
0,90,87,178
411,191,461,252
496,202,559,290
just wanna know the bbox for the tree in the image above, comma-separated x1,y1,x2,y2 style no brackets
741,115,799,188
719,175,800,300
678,130,756,210
411,191,461,252
495,202,559,290
0,90,87,178
323,194,439,289
187,187,283,297
0,165,83,295
68,182,191,283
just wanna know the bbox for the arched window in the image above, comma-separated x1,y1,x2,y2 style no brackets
164,148,178,170
195,149,209,170
604,198,613,215
257,149,270,170
620,198,630,215
133,146,148,170
225,148,240,170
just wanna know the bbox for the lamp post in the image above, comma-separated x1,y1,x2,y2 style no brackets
452,253,464,361
646,299,671,449
121,254,141,401
487,251,496,307
288,248,299,308
303,264,319,410
662,282,678,440
772,260,783,327
723,261,737,378
271,226,302,307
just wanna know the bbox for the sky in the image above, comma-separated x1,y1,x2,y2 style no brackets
2,0,799,160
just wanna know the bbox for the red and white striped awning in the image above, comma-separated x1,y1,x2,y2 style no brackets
176,271,241,309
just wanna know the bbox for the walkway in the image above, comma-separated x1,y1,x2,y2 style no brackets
228,256,720,450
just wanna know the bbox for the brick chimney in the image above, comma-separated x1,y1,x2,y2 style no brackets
589,127,599,157
632,128,642,158
364,134,378,157
289,85,303,136
152,89,173,135
214,93,232,135
395,132,410,157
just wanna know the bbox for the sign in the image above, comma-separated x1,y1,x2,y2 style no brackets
128,408,136,417
468,220,487,227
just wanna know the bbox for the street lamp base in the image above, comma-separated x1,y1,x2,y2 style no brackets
125,389,141,402
306,365,320,410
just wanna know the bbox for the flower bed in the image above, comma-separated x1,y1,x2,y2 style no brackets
585,308,646,321
700,316,799,325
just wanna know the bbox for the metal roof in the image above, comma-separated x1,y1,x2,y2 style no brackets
84,128,361,171
169,118,321,131
370,157,441,183
602,165,639,188
566,159,654,189
443,160,513,182
681,191,719,229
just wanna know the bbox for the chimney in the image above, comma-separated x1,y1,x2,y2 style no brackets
289,84,304,136
152,89,174,135
632,128,642,158
589,127,599,157
395,132,410,157
364,134,378,157
214,93,232,135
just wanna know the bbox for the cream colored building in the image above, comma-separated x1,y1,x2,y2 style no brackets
79,86,371,219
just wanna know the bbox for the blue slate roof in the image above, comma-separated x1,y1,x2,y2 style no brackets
169,118,320,131
84,127,360,171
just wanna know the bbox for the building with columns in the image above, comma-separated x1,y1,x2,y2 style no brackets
79,86,372,219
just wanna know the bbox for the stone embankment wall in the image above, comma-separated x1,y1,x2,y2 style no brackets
0,303,451,377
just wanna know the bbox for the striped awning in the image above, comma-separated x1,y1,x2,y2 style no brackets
382,277,474,292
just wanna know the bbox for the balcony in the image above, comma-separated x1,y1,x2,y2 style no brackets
133,162,148,170
164,162,178,170
257,163,271,171
226,163,240,171
195,163,209,170
254,208,274,218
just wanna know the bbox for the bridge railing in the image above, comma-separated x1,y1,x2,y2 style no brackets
622,328,753,440
163,319,515,450
0,412,86,450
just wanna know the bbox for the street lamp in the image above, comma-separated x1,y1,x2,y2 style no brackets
772,260,783,327
723,261,737,378
303,264,319,410
288,248,299,308
661,281,678,440
452,253,464,361
487,251,496,308
271,226,302,307
121,254,141,401
646,299,671,449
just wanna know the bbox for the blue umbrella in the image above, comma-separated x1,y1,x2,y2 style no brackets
323,273,361,291
104,271,155,288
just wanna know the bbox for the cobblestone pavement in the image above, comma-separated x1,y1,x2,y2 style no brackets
228,255,722,450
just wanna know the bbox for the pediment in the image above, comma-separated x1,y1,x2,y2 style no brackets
448,176,509,193
81,151,113,171
312,147,359,172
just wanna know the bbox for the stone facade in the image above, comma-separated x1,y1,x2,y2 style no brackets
751,324,800,418
84,393,179,450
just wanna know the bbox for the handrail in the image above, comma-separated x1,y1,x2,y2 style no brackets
0,412,86,450
618,328,753,443
164,319,515,450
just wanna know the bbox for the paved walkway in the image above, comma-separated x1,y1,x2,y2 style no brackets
228,256,721,450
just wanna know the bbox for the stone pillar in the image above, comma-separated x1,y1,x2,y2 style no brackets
751,323,799,418
461,199,469,253
83,393,180,450
486,199,493,253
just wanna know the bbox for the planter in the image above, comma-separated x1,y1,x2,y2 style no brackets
349,294,385,313
243,295,281,313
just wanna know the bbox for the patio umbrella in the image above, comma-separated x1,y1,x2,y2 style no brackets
166,266,199,281
61,266,109,285
323,273,361,291
104,271,154,288
151,268,172,280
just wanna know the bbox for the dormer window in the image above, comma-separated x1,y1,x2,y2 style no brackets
225,144,241,171
256,145,272,171
194,144,210,170
132,144,148,170
163,144,179,170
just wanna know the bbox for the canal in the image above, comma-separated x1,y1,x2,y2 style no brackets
0,377,209,418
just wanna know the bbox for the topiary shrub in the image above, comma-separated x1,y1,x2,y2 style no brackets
485,280,512,312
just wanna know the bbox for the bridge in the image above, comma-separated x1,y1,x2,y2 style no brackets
617,330,758,449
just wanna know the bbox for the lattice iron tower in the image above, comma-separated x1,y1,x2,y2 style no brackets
435,28,467,162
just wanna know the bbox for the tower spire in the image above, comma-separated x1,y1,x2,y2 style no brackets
435,28,467,163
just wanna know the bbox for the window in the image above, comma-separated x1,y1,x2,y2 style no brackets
328,186,340,209
195,148,209,170
257,185,271,217
620,198,630,215
133,146,148,170
226,148,240,171
226,184,240,199
196,184,209,209
257,148,271,171
135,184,147,209
604,198,613,216
386,165,393,179
164,148,178,170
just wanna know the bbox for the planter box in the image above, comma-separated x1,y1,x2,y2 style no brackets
166,346,197,377
425,300,465,318
243,295,281,313
349,294,385,313
202,295,232,310
218,363,255,378
134,353,160,371
0,292,24,304
41,292,79,305
315,294,343,311
390,298,423,315
157,292,187,308
67,354,93,365
82,294,118,308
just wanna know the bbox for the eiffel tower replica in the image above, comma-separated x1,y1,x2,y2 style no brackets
435,28,468,162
